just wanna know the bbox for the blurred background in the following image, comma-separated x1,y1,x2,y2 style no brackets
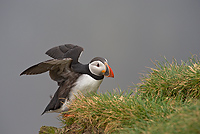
0,0,200,134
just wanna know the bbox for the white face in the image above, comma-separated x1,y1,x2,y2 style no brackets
89,61,106,76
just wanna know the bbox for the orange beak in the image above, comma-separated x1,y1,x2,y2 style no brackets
104,62,114,78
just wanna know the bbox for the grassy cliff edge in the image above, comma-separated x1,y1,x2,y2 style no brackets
39,55,200,134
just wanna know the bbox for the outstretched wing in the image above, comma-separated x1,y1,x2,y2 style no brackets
45,44,83,64
20,58,72,82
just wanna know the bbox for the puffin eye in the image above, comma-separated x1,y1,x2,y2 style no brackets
97,63,100,67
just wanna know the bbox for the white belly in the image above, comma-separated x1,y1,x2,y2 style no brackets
60,74,103,111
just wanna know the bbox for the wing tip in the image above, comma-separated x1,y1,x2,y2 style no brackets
20,71,26,76
41,110,46,116
20,70,35,76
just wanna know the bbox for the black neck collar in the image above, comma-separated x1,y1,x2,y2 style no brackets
71,63,104,80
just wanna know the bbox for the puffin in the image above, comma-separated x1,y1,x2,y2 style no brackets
20,44,114,115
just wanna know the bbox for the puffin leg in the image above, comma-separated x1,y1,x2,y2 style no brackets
63,113,74,117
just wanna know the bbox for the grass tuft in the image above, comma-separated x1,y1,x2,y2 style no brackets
40,55,200,134
138,55,200,101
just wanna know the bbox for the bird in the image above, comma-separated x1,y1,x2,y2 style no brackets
20,44,114,115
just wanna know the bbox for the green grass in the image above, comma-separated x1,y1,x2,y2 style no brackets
147,102,200,134
138,55,200,102
39,55,200,134
59,93,199,134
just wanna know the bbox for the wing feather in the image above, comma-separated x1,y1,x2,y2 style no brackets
20,58,72,76
45,44,83,63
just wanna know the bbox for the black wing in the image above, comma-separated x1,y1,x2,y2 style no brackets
45,44,83,64
20,58,72,82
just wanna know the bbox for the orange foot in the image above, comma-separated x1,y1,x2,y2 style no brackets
63,113,74,117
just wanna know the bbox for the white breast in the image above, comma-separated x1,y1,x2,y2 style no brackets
60,74,103,111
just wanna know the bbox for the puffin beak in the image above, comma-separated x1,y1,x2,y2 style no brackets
103,62,114,78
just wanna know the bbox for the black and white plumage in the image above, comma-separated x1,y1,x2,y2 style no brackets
20,44,114,115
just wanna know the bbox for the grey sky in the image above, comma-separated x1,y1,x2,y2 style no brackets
0,0,200,134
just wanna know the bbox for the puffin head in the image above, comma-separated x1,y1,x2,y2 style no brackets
89,57,114,78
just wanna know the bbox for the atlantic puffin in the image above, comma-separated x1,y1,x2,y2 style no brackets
20,44,114,115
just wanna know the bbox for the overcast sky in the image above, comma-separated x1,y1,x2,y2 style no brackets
0,0,200,134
